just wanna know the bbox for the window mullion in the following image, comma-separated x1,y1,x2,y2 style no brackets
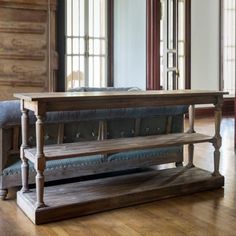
78,0,80,87
84,0,89,87
71,0,74,88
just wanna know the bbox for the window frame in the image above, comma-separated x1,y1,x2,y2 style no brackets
220,0,235,96
57,0,114,91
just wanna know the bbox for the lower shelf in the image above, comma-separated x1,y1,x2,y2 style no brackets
17,167,224,225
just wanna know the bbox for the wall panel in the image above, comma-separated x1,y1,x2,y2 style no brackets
0,0,57,100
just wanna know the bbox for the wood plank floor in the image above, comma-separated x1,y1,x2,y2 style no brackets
0,117,235,236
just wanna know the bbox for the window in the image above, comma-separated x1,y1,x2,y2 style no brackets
177,0,185,90
160,0,186,90
65,0,108,90
221,0,235,96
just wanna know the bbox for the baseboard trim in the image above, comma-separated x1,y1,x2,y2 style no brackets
194,98,234,117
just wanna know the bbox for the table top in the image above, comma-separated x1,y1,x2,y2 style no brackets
15,90,228,114
14,90,228,102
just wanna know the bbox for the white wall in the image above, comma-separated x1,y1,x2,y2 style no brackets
114,0,146,89
191,0,220,90
114,0,219,91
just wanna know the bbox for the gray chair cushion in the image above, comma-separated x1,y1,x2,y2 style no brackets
108,146,183,162
3,155,103,176
69,87,141,92
0,101,188,128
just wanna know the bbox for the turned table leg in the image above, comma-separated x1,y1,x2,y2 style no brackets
20,102,29,193
187,105,195,168
35,115,46,208
212,100,223,176
187,144,194,168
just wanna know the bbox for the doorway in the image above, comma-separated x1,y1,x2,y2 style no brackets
146,0,191,90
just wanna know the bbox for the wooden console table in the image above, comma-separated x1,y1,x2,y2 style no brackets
14,90,227,224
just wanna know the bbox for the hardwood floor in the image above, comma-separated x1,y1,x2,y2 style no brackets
0,117,235,236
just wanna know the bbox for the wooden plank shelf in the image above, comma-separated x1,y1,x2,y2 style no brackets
24,133,213,162
17,167,224,224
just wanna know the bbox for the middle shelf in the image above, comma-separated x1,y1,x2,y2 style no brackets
24,132,213,163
